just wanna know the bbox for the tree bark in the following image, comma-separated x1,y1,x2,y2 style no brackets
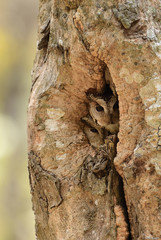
28,0,161,239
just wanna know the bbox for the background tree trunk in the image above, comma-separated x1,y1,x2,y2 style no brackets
28,0,161,239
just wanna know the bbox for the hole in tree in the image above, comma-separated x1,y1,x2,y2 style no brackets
83,65,131,239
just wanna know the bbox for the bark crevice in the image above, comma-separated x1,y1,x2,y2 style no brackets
81,65,131,239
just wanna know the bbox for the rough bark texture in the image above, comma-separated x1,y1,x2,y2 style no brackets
28,0,161,239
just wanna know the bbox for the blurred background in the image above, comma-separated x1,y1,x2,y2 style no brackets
0,0,38,239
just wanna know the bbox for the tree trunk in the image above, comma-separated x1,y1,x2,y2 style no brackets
28,0,161,239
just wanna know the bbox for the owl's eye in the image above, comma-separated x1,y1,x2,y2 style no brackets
96,105,104,112
90,128,98,133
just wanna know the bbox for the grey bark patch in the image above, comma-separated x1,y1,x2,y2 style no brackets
113,1,140,29
28,151,63,210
